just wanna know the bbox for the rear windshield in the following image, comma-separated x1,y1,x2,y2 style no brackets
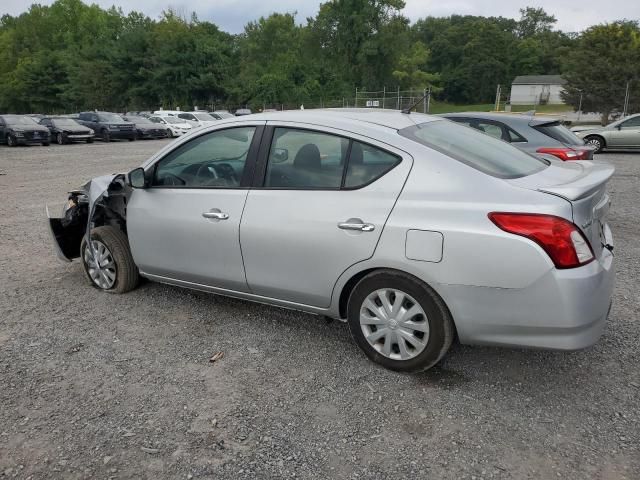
533,122,583,146
399,120,549,179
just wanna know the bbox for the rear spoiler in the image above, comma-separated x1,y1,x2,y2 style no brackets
537,162,615,201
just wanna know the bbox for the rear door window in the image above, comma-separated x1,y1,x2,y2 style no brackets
265,128,348,189
399,120,548,179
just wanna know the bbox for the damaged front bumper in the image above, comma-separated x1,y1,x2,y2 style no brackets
46,174,126,263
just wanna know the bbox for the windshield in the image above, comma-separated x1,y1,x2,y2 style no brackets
533,122,583,146
399,120,549,179
52,118,80,127
2,115,38,125
98,113,126,123
194,113,215,121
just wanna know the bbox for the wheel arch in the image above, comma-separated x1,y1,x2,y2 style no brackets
335,266,458,340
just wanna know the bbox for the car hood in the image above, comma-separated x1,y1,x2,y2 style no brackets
571,125,606,133
8,123,49,132
60,125,91,132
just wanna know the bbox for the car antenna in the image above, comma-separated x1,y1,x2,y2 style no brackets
401,93,429,114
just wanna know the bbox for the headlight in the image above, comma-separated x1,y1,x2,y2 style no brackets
89,129,94,134
13,130,24,137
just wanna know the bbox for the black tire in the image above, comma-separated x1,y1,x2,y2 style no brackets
128,137,135,142
347,270,454,372
42,142,50,146
585,135,605,154
167,129,173,138
57,133,65,145
87,137,94,143
102,129,110,142
80,226,139,294
7,134,17,147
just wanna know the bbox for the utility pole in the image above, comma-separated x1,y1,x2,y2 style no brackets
382,86,386,109
397,86,400,110
423,88,427,114
577,90,583,122
623,81,631,117
355,87,358,108
494,84,501,111
426,86,432,114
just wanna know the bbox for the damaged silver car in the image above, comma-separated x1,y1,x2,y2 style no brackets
47,110,615,372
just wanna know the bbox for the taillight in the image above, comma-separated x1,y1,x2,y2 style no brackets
488,213,594,269
536,147,593,161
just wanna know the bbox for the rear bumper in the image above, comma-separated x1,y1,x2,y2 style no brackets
441,251,615,350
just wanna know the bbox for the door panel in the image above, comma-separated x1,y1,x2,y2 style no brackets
128,189,250,291
240,126,412,307
127,124,263,291
610,117,640,147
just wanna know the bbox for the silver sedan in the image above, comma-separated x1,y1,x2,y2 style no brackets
47,109,615,372
572,113,640,153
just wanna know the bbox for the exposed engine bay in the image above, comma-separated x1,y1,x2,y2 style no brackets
47,174,130,261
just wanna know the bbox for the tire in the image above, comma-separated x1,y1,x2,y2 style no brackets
102,129,110,142
80,226,139,294
167,129,174,138
87,137,94,143
347,270,454,372
585,135,605,154
42,142,50,146
56,133,65,145
128,137,135,142
7,134,17,147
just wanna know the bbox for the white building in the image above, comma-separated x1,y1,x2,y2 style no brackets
509,75,567,105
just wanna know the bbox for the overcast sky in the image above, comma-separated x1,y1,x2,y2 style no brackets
2,0,639,34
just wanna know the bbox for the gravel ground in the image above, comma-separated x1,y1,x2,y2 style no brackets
0,140,638,480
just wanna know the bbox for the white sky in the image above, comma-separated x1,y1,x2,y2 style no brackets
2,0,639,34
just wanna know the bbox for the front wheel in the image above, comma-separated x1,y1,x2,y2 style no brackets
7,134,17,147
80,226,139,294
87,137,94,143
167,129,173,138
102,129,110,142
347,270,455,372
585,135,605,153
56,133,65,145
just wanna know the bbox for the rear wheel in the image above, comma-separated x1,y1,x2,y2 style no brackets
80,226,139,294
585,135,605,153
347,270,454,372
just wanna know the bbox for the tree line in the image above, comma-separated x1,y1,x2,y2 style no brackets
0,0,638,116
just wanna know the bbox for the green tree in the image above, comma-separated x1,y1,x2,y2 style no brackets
392,41,440,91
517,7,556,38
562,21,640,124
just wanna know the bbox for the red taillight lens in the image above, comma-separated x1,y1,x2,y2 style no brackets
536,147,592,161
488,213,594,269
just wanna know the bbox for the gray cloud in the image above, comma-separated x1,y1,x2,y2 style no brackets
2,0,638,33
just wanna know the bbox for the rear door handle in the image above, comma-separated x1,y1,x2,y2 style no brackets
202,210,229,220
338,221,375,232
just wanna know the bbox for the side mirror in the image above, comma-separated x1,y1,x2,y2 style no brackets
272,148,289,163
128,167,147,188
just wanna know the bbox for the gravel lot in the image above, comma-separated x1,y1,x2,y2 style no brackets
0,140,638,480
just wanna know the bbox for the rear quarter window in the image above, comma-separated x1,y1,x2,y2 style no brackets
399,120,548,179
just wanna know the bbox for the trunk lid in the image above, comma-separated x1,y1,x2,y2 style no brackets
509,160,614,258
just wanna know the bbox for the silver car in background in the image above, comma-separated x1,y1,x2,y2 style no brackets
443,112,594,161
47,109,615,372
571,113,640,153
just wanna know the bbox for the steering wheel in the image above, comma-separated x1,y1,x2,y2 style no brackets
195,162,219,180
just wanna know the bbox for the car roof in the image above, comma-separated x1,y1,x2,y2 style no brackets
442,111,561,127
236,108,440,131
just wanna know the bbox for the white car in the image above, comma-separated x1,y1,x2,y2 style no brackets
171,111,218,129
149,116,192,137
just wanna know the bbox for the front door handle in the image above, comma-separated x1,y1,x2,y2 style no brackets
202,210,229,220
338,220,375,232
